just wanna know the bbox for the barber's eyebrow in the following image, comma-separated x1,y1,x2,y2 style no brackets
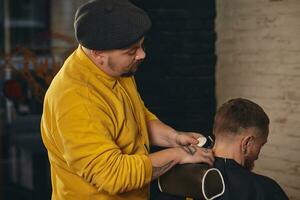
124,42,143,54
128,46,139,51
121,38,145,54
123,47,138,55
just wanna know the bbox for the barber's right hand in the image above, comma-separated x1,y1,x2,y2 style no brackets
177,146,214,167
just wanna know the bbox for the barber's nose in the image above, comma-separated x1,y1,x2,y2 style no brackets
135,48,146,60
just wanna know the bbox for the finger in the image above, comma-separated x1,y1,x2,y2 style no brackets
179,134,198,145
206,152,215,165
205,157,214,167
187,136,199,145
179,132,203,139
189,132,204,139
197,153,213,166
201,148,214,156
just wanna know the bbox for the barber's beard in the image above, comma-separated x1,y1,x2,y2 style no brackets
120,60,142,77
107,58,143,77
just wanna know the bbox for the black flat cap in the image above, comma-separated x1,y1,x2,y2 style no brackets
74,0,152,50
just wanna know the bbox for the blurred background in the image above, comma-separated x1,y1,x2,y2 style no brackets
0,0,299,199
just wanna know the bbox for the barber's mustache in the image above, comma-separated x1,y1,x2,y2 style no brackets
131,59,143,67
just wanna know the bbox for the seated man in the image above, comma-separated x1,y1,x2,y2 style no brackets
211,98,288,200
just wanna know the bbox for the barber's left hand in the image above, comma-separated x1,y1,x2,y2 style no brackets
175,132,204,146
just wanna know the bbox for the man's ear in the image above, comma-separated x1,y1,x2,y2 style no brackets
241,135,254,155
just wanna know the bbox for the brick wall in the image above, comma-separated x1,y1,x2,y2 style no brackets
216,0,300,199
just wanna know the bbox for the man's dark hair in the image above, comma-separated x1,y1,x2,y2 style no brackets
213,98,269,136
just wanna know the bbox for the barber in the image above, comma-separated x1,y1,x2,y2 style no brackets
40,0,214,200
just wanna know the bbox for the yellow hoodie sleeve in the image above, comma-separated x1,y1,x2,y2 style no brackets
55,103,152,195
144,106,158,122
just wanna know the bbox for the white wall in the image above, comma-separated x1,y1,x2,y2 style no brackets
216,0,300,199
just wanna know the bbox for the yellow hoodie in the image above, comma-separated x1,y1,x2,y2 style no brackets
41,46,156,200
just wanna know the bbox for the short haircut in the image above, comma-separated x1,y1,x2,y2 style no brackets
213,98,269,136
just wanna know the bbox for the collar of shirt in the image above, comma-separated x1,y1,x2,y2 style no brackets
75,45,118,89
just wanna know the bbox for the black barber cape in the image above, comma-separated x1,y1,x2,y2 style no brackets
213,157,289,200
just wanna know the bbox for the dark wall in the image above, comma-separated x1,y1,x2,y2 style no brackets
132,0,216,135
131,1,217,199
0,0,3,55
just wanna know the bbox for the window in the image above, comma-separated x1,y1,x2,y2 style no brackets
1,0,51,55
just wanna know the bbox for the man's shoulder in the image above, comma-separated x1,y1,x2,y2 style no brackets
229,169,277,190
213,159,289,200
251,171,279,186
248,172,289,199
251,172,281,188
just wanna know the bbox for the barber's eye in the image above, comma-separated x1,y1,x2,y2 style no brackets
126,44,145,56
127,50,137,56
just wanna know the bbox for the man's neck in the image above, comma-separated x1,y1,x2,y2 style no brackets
213,138,243,166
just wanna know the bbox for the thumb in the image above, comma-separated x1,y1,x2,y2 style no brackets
189,132,204,139
186,135,199,145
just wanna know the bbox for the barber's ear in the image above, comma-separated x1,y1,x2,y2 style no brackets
91,50,103,58
91,50,106,65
